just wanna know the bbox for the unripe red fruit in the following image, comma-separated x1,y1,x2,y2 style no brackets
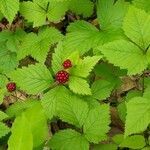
6,82,16,92
56,70,69,84
62,59,72,69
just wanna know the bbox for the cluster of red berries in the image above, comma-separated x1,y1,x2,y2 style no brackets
6,82,16,92
55,59,72,84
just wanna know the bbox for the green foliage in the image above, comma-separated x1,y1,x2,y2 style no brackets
125,97,150,136
8,103,48,149
0,0,149,149
68,76,91,95
49,129,89,150
57,95,89,128
0,0,19,23
91,79,115,101
18,27,63,63
8,113,33,150
83,105,110,143
10,64,53,94
41,86,70,119
100,40,148,75
123,6,150,50
113,134,146,149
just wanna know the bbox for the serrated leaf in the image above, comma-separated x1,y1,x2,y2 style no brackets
100,40,148,75
10,64,53,94
20,1,68,27
71,56,101,78
0,29,26,53
125,97,150,137
97,0,129,30
41,86,70,119
57,95,89,128
0,0,19,23
49,129,89,150
0,122,10,139
63,20,102,55
52,42,69,74
0,43,18,74
83,104,110,143
8,113,33,150
91,79,114,101
18,28,62,63
47,1,68,23
123,6,150,50
24,103,48,148
119,135,146,149
64,20,125,55
20,1,47,27
68,76,91,95
68,0,94,17
0,111,8,121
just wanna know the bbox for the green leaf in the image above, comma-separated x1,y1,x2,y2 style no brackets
0,29,26,53
64,20,125,55
24,103,48,148
0,111,8,121
68,0,94,17
63,20,101,55
41,86,70,119
52,42,68,74
8,113,33,150
93,144,117,150
0,122,10,139
20,1,47,27
94,63,124,85
133,0,150,13
83,104,110,143
6,100,39,118
123,6,150,50
71,56,101,78
0,0,19,23
125,97,150,136
91,79,114,101
20,1,68,27
57,95,89,128
0,12,3,20
49,129,89,150
117,102,126,122
119,135,146,149
0,43,18,74
100,40,148,75
97,0,129,30
0,88,6,104
0,74,8,88
47,1,68,23
10,64,53,94
18,28,62,63
68,76,91,95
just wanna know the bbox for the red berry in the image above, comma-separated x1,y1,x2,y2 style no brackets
6,82,16,92
62,59,72,69
56,70,69,84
